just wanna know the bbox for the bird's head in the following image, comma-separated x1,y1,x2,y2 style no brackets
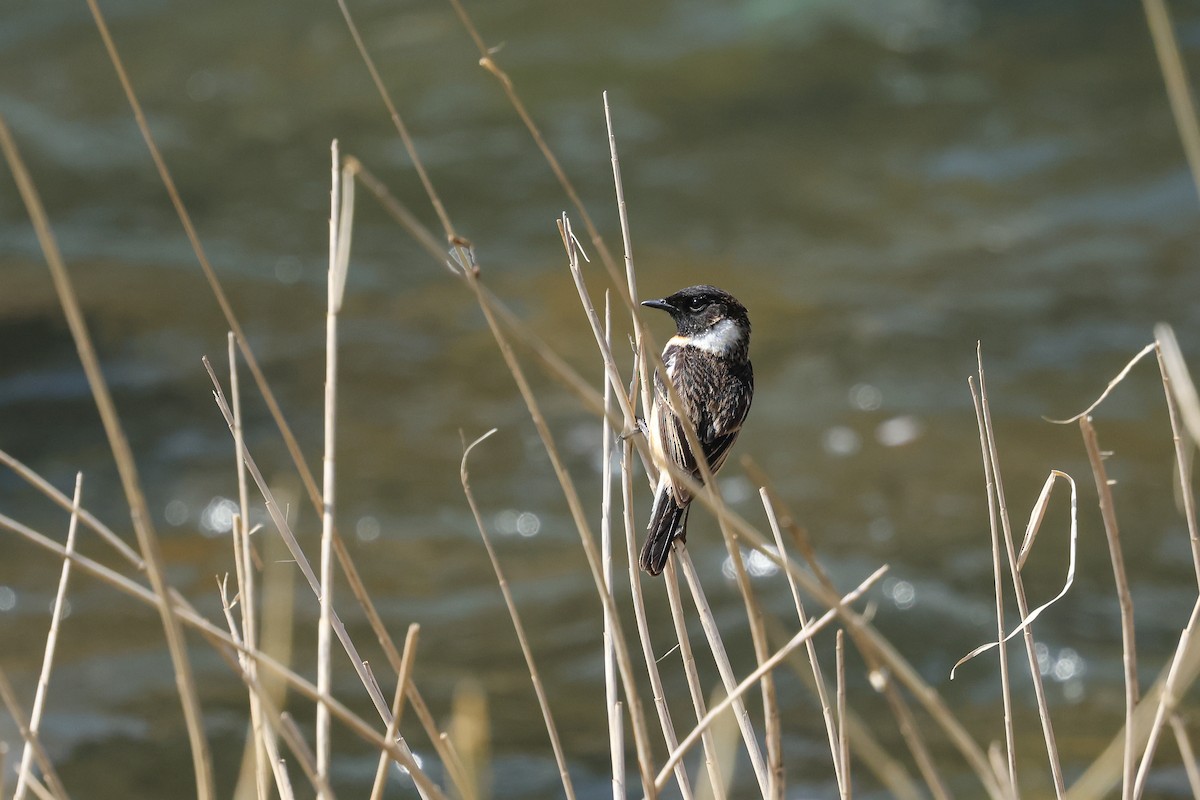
641,285,751,342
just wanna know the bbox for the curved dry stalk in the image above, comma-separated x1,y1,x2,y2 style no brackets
1045,344,1156,425
0,111,213,800
459,430,578,800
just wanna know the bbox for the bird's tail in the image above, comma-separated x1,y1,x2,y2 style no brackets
640,482,690,576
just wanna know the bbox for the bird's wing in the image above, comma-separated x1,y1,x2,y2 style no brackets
653,346,753,504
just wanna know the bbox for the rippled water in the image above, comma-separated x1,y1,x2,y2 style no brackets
3,0,1200,796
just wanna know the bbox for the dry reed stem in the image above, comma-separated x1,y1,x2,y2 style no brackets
677,550,771,794
976,358,1068,798
0,507,453,800
602,92,652,421
1046,344,1157,425
203,360,448,798
370,624,421,800
445,0,631,298
1,741,7,799
1079,417,1139,800
0,450,142,567
1141,0,1200,195
0,112,213,800
1155,340,1200,590
325,8,665,785
1168,714,1200,797
1133,597,1200,796
748,471,993,800
764,626,921,800
968,376,1018,797
760,490,843,794
836,630,850,800
79,2,414,740
21,772,55,800
619,440,695,799
13,473,81,800
1156,325,1200,445
652,565,888,793
227,337,272,800
459,430,578,800
600,296,626,800
216,564,292,800
722,533,783,799
457,265,660,796
317,140,353,795
276,710,333,799
663,561,725,799
0,670,71,800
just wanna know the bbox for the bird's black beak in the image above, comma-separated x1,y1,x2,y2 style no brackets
641,298,674,313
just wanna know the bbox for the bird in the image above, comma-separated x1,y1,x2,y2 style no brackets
639,285,754,576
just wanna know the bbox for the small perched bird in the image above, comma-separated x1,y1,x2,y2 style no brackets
639,285,754,575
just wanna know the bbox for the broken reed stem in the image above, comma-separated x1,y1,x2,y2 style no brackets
459,430,578,800
977,356,1067,798
652,565,888,794
0,111,214,800
760,490,843,795
13,473,81,800
369,624,421,800
663,561,725,800
968,376,1018,797
677,549,771,795
1079,417,1138,800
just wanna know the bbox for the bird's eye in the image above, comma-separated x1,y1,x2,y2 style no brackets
688,298,707,312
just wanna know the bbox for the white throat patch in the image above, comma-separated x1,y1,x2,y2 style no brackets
688,318,743,355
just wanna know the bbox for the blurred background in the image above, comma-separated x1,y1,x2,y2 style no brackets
2,0,1200,796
